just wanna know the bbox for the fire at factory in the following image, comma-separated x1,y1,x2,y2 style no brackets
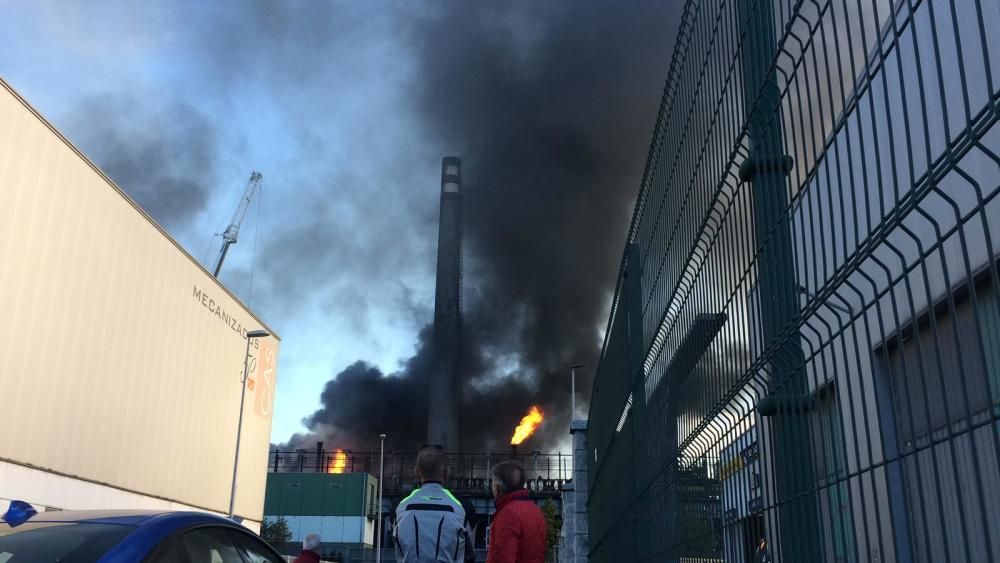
265,413,569,558
511,405,545,445
262,158,576,559
265,407,568,559
327,449,348,474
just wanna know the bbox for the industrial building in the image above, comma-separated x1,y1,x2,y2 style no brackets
263,473,378,559
258,155,568,561
0,78,279,530
265,446,568,561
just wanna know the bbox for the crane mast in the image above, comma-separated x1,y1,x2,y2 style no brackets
212,171,263,277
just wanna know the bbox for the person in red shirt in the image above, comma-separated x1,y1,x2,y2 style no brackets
486,460,547,563
292,533,321,563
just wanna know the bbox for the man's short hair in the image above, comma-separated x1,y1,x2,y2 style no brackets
416,444,448,482
303,533,321,551
492,460,525,495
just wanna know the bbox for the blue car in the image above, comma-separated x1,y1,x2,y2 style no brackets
0,501,285,562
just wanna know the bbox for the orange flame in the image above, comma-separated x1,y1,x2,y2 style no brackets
328,449,347,473
510,405,544,445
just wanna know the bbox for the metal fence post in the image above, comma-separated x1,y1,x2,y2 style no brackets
737,0,820,560
624,243,650,562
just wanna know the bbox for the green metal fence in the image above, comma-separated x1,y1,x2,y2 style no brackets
587,0,1000,561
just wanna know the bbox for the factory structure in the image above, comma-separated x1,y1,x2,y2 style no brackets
264,446,570,560
0,78,279,531
261,156,581,562
428,156,464,449
262,472,380,557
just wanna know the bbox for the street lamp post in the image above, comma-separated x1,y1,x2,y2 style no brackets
228,329,270,520
376,433,387,563
569,364,584,420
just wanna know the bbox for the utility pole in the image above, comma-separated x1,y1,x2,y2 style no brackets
229,329,270,519
376,434,386,563
738,0,819,559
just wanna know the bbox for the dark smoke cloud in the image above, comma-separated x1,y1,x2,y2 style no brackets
288,2,678,452
61,94,217,232
171,4,440,334
248,165,437,324
284,327,434,450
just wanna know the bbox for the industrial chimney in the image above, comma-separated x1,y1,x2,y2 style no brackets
427,157,462,449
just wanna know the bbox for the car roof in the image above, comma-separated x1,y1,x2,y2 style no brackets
2,508,275,562
12,509,168,526
5,509,240,529
98,511,257,562
2,507,265,562
5,510,253,562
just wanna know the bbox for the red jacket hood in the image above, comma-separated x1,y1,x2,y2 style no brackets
495,488,531,511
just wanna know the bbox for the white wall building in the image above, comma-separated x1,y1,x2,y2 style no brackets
0,78,280,531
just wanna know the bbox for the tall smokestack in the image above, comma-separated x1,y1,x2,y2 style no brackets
427,156,462,449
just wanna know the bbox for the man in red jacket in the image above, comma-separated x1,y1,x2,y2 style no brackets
292,533,321,563
486,460,547,563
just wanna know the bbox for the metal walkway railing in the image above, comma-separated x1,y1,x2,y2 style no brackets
268,447,570,497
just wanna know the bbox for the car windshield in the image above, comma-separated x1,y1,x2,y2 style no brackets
0,522,133,562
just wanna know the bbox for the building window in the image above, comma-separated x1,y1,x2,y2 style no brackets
884,292,995,448
877,276,1000,563
811,384,855,563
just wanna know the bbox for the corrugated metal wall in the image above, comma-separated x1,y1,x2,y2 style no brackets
264,473,373,518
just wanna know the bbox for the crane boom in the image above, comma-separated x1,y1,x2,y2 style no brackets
212,171,263,277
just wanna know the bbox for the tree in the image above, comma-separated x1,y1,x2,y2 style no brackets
261,515,292,546
541,499,562,561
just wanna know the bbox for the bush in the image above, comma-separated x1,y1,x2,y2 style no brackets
541,499,562,561
261,515,292,546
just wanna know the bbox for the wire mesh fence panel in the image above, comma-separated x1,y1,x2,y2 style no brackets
588,0,1000,562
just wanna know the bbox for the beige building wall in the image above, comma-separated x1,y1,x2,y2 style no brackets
0,78,279,521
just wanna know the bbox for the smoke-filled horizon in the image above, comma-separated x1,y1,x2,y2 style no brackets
1,2,679,454
284,3,678,453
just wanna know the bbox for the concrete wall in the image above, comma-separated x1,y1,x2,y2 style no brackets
0,78,279,521
0,461,262,532
559,420,589,563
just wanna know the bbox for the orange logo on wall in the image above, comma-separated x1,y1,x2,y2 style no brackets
253,339,277,418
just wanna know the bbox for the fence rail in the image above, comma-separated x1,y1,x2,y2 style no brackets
588,0,1000,561
268,447,570,497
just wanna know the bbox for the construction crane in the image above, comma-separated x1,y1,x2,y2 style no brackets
212,171,263,277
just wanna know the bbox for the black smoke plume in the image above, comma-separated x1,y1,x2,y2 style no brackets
61,94,218,233
284,326,434,450
286,2,678,452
